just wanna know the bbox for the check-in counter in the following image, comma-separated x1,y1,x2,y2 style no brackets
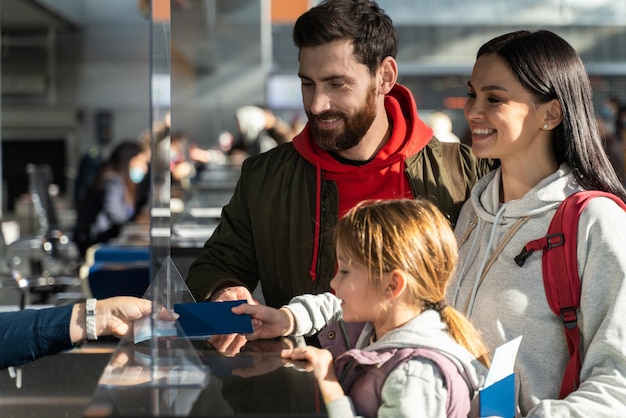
0,341,117,418
84,338,327,417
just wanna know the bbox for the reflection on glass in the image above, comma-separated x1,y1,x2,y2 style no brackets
97,339,208,416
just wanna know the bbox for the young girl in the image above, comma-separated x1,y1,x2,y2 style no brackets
451,30,626,416
233,198,490,418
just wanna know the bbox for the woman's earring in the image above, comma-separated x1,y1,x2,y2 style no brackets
543,124,549,129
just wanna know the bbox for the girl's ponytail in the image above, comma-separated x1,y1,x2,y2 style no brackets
440,306,491,367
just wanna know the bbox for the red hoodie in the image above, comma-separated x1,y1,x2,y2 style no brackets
292,83,433,280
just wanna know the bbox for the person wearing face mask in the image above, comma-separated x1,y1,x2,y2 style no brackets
72,140,150,257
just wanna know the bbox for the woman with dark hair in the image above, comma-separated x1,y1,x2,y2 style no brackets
450,30,626,416
73,140,150,256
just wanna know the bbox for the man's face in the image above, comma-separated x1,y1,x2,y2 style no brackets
298,40,379,152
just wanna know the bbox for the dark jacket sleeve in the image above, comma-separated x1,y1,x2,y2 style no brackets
185,157,264,302
185,144,325,307
0,304,74,369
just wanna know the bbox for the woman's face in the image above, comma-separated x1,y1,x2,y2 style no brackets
464,54,552,164
129,152,149,184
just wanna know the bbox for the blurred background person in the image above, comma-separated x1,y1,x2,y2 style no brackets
73,146,105,210
427,111,461,143
170,130,197,196
228,105,300,164
72,140,150,257
615,104,626,142
597,114,625,186
598,96,621,138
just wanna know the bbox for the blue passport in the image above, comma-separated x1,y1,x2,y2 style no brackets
174,300,254,338
479,373,515,418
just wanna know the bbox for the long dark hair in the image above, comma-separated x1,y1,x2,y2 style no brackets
96,140,144,203
477,29,626,201
293,0,398,76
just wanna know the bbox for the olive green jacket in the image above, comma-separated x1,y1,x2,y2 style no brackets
186,138,488,307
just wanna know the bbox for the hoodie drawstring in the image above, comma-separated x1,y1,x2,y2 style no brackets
309,162,322,281
453,216,482,307
400,159,407,197
465,205,507,317
461,205,531,317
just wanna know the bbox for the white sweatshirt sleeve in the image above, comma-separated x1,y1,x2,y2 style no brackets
285,292,343,337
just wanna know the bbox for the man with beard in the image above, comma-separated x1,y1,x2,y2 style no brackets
186,0,489,312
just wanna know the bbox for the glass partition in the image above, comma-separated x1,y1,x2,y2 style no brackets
149,0,172,278
94,2,208,416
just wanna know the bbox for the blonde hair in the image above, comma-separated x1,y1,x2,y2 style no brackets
335,198,490,366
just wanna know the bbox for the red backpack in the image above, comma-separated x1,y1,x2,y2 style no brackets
514,191,626,399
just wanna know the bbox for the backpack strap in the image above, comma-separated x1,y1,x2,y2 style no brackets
515,191,626,398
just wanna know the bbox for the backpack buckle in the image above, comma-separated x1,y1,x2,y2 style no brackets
560,307,578,329
546,233,564,249
514,246,534,267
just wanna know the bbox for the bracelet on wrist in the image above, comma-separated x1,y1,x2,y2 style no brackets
86,298,98,341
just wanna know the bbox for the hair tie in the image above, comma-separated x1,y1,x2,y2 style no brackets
433,300,447,313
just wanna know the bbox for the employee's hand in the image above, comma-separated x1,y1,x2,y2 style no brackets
231,304,295,340
98,297,178,338
70,297,178,343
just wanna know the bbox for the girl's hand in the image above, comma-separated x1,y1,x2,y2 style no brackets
231,304,295,340
281,346,345,404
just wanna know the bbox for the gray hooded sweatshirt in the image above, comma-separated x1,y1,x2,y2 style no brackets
286,293,488,418
449,163,626,417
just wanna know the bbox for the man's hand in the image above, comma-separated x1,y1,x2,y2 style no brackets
229,338,300,378
207,333,249,356
211,285,257,304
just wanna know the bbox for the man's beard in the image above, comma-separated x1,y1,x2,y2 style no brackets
308,85,377,152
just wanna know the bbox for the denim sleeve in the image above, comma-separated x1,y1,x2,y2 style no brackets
0,304,74,369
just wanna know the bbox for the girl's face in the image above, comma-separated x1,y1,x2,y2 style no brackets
330,243,385,323
464,54,552,165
